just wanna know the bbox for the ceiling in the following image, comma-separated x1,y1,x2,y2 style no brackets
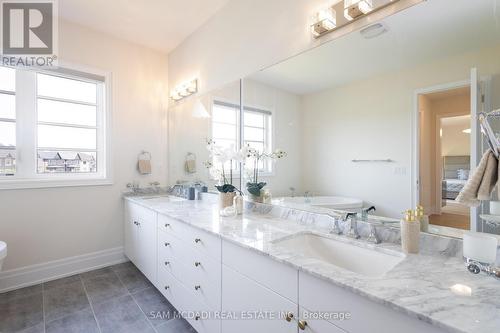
59,0,231,53
249,0,500,95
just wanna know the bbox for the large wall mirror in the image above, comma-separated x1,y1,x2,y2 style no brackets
241,0,500,238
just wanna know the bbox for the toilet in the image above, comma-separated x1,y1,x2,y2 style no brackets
0,241,6,271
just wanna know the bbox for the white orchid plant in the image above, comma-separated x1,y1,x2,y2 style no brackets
205,139,243,194
241,145,287,197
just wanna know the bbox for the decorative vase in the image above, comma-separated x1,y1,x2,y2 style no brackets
219,192,236,210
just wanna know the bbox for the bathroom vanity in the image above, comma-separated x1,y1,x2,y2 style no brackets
123,195,499,333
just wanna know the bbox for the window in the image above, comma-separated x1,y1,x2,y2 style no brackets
211,100,273,173
0,67,16,176
0,65,110,189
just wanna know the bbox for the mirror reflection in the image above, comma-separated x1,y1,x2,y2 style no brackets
239,0,500,237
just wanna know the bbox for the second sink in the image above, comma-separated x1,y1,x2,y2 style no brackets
273,233,404,278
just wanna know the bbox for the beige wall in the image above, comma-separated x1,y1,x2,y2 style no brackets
300,44,500,218
0,20,169,271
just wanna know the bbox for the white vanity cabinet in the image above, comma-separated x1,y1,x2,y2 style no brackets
124,201,157,284
298,272,446,333
221,240,299,333
124,201,449,333
157,214,222,333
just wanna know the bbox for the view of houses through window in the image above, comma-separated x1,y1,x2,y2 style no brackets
0,65,106,180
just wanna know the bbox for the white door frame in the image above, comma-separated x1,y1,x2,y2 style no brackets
411,79,470,212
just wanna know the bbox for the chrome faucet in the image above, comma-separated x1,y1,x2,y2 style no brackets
344,213,360,239
326,214,343,235
366,224,381,244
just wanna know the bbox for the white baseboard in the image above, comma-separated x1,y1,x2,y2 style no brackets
0,247,127,293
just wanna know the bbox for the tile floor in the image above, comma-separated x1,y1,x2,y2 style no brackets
0,262,196,333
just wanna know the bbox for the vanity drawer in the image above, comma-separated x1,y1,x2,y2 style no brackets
158,214,221,261
222,240,297,302
157,267,221,333
299,272,446,333
160,256,221,310
158,230,222,286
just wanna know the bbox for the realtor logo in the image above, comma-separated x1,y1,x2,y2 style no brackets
1,0,58,66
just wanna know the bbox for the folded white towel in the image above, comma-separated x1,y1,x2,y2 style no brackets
456,149,498,207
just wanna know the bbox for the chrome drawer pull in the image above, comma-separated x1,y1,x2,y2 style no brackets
194,285,201,291
164,261,170,266
194,262,201,267
164,286,170,290
164,242,170,247
298,320,308,330
164,223,170,228
194,238,201,243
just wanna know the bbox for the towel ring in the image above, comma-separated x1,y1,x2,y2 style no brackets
138,151,152,161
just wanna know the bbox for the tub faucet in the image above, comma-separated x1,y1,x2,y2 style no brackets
344,213,360,239
328,215,343,235
361,206,376,220
304,191,312,204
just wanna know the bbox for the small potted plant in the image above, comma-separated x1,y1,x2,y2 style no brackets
205,139,242,209
241,145,287,202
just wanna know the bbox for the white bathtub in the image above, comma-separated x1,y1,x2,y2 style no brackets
277,196,364,211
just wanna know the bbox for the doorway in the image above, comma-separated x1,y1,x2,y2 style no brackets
418,85,471,230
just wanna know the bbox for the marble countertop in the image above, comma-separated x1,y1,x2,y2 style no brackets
125,195,500,333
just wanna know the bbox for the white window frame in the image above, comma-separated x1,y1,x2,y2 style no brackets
0,62,113,190
210,99,274,176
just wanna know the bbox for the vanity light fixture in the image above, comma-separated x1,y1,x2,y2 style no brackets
170,79,198,102
311,6,337,37
344,0,374,21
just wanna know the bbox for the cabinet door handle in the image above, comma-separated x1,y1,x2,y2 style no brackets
284,312,294,322
298,320,308,330
164,242,170,247
194,285,201,291
164,261,170,266
194,262,201,267
164,285,170,290
133,221,138,225
164,223,170,228
194,238,201,243
195,315,200,321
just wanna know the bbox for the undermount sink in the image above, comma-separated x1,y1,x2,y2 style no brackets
273,233,404,278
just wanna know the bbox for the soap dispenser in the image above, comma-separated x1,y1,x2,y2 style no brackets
415,205,429,232
401,209,420,254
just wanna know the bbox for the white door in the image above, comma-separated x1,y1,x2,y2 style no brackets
470,68,482,231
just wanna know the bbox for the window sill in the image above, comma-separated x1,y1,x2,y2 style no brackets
0,177,113,190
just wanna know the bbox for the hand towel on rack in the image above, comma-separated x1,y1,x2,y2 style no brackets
456,149,498,207
138,151,152,175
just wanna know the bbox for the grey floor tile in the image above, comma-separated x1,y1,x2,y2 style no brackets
0,292,43,332
0,284,42,304
79,267,115,280
45,309,99,333
83,271,128,305
110,261,135,272
93,295,152,333
155,318,197,333
18,323,45,333
44,281,90,322
115,265,153,293
43,274,82,291
132,287,177,327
